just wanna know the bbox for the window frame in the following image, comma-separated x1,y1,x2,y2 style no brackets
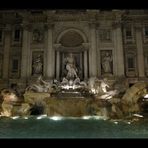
12,26,22,44
124,24,135,44
125,51,137,77
9,56,20,78
143,24,148,43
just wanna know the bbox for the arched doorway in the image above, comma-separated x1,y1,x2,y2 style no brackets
55,29,89,81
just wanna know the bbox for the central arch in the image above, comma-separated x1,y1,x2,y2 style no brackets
55,28,89,80
56,28,88,44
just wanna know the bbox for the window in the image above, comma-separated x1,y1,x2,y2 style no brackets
10,57,20,78
0,29,3,42
124,25,135,43
144,26,148,37
14,29,20,41
12,59,19,73
128,57,134,69
126,28,132,39
126,53,137,77
144,55,148,76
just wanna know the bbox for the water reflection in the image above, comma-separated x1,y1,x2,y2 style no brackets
0,115,148,138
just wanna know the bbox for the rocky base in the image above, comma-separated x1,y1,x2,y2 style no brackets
1,81,148,121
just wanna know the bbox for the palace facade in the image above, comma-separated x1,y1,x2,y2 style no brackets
0,9,148,89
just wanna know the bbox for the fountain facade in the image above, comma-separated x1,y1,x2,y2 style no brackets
0,10,148,120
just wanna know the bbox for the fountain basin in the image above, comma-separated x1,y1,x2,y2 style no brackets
23,92,111,117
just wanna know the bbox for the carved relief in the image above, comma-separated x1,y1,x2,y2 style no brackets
101,50,113,75
99,29,111,42
32,51,43,76
32,29,43,42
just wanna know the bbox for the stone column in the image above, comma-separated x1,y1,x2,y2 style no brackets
21,25,30,79
89,23,97,77
84,50,88,79
45,24,54,79
135,24,145,77
3,24,11,80
56,51,60,80
113,22,125,76
82,43,89,79
96,25,101,77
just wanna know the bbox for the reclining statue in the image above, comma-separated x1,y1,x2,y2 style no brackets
26,76,53,93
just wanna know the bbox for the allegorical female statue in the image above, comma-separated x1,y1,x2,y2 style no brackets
32,54,43,75
102,51,112,73
32,29,43,42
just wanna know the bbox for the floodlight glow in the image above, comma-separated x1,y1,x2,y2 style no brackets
144,94,148,98
50,116,63,121
37,114,47,120
11,116,19,119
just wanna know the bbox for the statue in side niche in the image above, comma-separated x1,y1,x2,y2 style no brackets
32,54,43,75
102,52,112,73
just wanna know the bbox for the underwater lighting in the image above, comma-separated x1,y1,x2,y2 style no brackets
93,116,107,120
37,114,47,120
81,116,108,120
114,121,118,124
11,116,19,119
23,117,28,119
50,116,63,121
82,116,91,120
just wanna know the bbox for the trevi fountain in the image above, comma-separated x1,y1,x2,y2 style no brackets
1,9,148,138
0,52,148,138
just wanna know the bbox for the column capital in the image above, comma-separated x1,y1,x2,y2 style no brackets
112,21,122,29
134,23,142,31
89,22,99,29
53,43,62,50
21,23,32,31
44,23,54,30
82,43,89,50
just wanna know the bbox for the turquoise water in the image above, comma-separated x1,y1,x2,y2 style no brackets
0,116,148,138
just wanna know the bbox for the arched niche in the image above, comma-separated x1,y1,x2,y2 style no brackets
54,28,89,80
